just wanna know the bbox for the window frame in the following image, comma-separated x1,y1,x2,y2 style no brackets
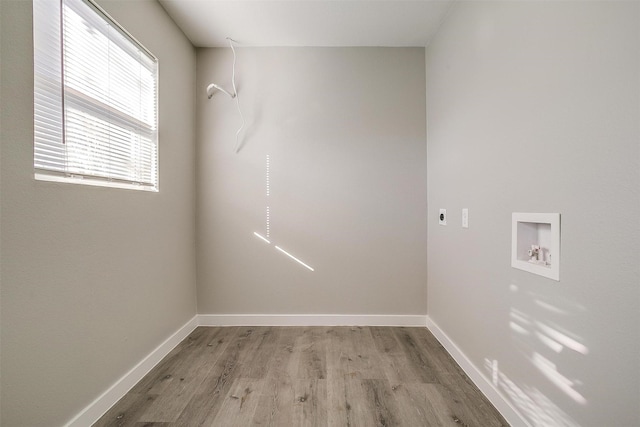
33,0,159,192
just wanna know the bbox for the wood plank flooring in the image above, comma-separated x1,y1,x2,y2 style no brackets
94,326,509,426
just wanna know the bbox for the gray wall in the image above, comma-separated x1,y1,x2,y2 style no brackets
0,1,197,425
196,48,427,315
0,1,3,422
426,2,639,426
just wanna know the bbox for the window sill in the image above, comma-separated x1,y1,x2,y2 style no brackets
35,173,158,192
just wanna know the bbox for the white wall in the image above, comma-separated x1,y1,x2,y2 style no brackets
426,2,639,426
196,48,427,316
0,1,197,425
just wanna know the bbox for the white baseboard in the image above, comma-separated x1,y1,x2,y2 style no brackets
65,315,199,427
198,314,428,327
425,316,529,427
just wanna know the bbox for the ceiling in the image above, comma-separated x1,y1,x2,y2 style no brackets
158,0,454,48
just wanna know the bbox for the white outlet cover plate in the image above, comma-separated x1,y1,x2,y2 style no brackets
462,208,468,228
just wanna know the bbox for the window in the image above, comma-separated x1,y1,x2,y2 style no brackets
33,0,158,191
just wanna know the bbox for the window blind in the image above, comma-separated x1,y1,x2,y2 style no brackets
33,0,158,190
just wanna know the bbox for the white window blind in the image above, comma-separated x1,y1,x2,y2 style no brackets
33,0,158,191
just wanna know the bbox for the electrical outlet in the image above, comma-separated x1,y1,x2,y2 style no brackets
462,208,469,228
439,209,447,226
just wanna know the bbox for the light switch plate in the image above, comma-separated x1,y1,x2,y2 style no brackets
439,209,447,225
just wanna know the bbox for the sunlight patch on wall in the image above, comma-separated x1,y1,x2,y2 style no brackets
531,353,587,406
253,232,271,244
534,299,569,315
503,281,590,425
484,358,581,427
535,321,589,356
275,245,315,272
252,154,314,272
252,232,315,272
510,308,532,336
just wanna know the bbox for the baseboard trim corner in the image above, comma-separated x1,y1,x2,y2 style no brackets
198,314,428,327
425,316,529,427
65,315,199,427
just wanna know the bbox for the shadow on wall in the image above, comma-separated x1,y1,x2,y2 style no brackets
484,283,588,427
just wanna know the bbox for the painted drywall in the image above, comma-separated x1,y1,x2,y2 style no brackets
197,48,427,315
426,2,639,426
0,1,197,425
0,1,3,423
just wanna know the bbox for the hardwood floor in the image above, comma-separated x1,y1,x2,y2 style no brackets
94,326,509,426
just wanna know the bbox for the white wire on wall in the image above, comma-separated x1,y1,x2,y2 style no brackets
227,37,245,153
